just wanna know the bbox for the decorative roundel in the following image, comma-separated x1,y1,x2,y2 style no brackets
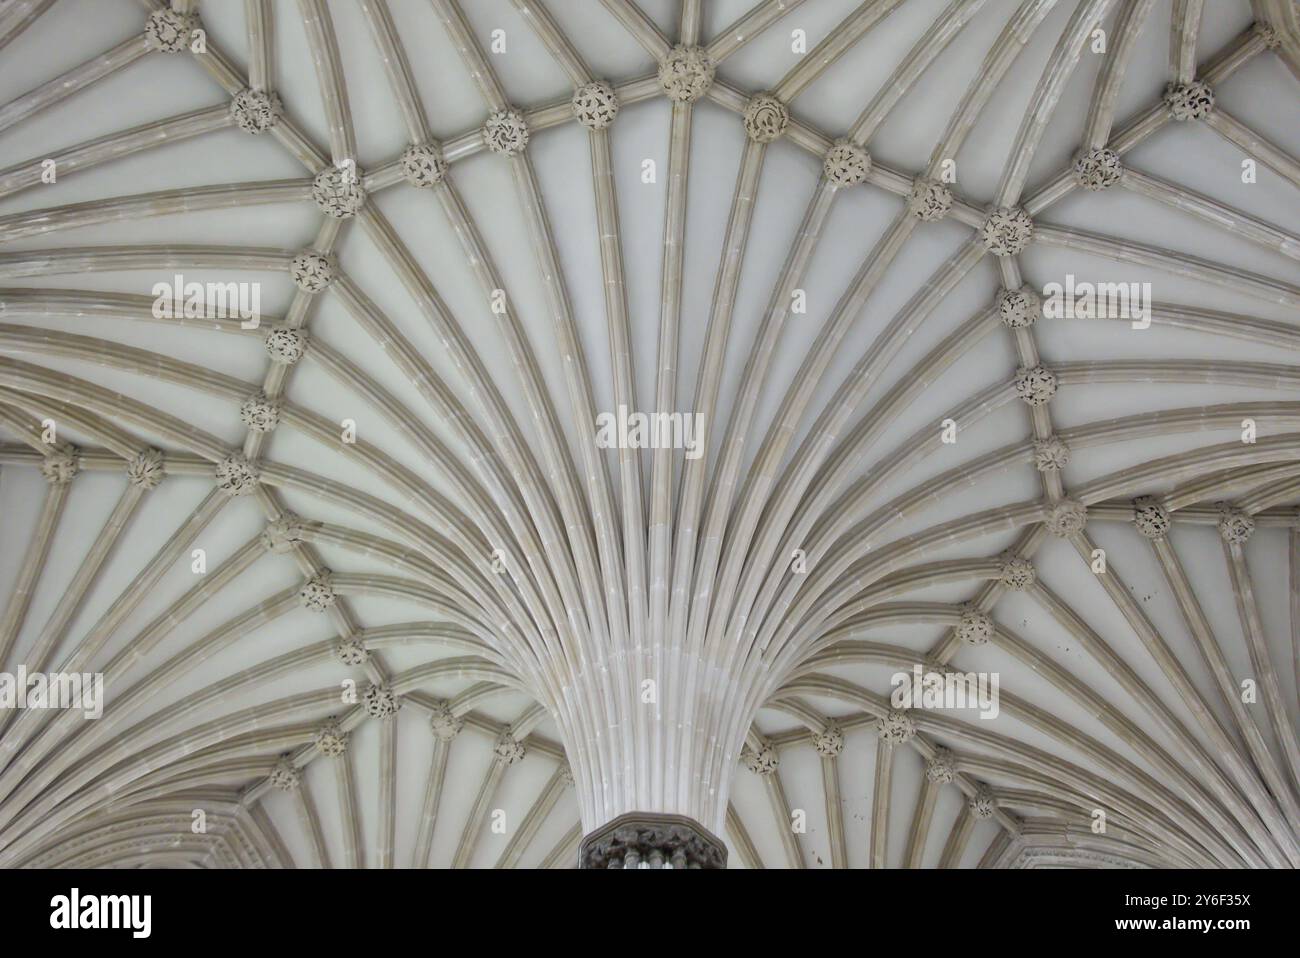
215,454,260,496
997,286,1042,328
743,742,780,774
269,757,300,791
334,638,369,666
126,448,166,489
999,553,1036,591
1073,147,1122,190
399,141,448,188
482,109,531,156
291,249,337,293
925,747,956,785
823,140,871,188
299,572,337,612
1253,21,1281,50
1046,499,1088,537
239,391,281,433
40,448,80,485
955,607,993,646
494,730,526,765
1014,365,1058,406
657,44,714,103
1216,503,1255,544
264,326,308,365
363,683,399,720
312,165,366,217
812,725,845,757
743,93,790,143
968,783,997,819
144,8,200,54
315,719,348,758
572,81,619,130
980,206,1034,256
1132,495,1171,540
877,709,916,746
1163,81,1214,121
1033,436,1070,472
907,177,952,221
230,88,283,135
429,701,464,741
261,514,305,554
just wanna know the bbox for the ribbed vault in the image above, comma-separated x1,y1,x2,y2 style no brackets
0,0,1297,868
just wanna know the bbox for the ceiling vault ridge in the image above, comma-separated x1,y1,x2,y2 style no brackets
0,0,1296,869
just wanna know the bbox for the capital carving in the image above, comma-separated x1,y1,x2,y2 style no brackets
579,812,727,869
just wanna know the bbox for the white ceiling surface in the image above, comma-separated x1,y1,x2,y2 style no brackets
0,0,1295,869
